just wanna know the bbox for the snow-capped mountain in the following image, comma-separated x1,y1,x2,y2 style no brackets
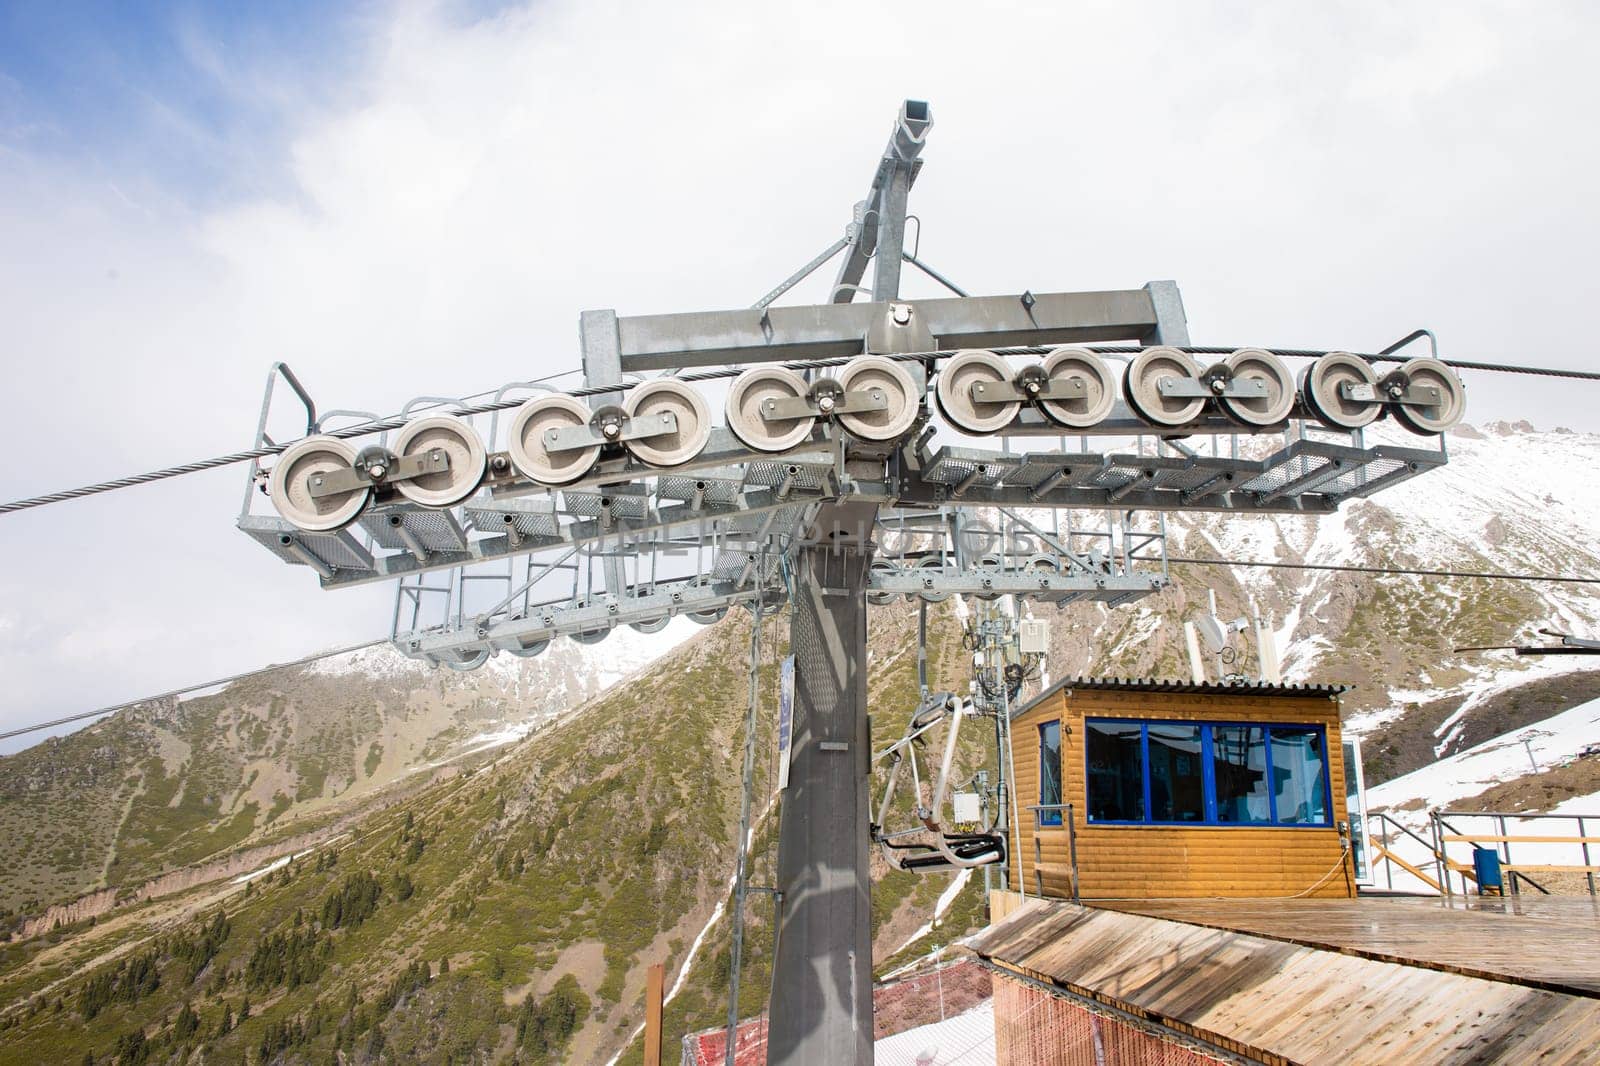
1039,420,1600,784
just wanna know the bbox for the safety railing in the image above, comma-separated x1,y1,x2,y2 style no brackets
1367,811,1445,893
1027,803,1079,904
1432,810,1598,898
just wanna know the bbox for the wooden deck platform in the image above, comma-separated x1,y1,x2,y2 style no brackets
1096,895,1600,997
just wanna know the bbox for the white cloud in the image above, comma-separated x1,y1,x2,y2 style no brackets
1,0,1597,744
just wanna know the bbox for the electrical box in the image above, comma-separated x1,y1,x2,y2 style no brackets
953,792,982,824
1019,618,1049,655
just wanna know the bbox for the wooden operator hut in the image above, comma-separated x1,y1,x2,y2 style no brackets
1007,677,1355,901
976,676,1600,1064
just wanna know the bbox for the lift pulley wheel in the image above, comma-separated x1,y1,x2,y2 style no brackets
270,435,371,532
623,379,712,466
867,558,903,605
935,350,1018,435
1039,346,1117,428
629,616,671,634
1301,352,1383,430
507,393,601,485
1124,346,1207,427
726,366,816,452
1390,357,1466,434
836,355,921,441
504,639,552,658
443,649,491,672
914,555,952,602
688,606,729,625
569,627,610,645
1219,348,1296,428
390,415,487,508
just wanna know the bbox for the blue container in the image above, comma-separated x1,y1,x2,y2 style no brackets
1473,846,1504,894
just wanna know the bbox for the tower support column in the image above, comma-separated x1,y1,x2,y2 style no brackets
767,501,877,1065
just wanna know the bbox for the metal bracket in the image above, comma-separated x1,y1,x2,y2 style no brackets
544,408,679,453
307,449,450,499
1157,376,1268,399
969,377,1086,405
1341,381,1442,406
761,387,889,422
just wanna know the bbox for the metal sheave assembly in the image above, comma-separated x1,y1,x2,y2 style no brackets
1038,347,1117,428
935,350,1019,435
1218,348,1297,428
836,355,920,441
1301,352,1383,430
506,393,602,485
622,378,711,466
270,435,370,532
1124,346,1207,428
390,415,487,508
726,366,816,452
1389,357,1467,434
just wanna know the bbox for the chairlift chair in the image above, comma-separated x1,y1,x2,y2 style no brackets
872,692,1006,872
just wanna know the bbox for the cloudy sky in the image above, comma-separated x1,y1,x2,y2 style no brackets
1,0,1596,750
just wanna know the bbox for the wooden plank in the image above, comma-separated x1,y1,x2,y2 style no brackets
1093,897,1600,996
644,961,664,1066
1370,845,1442,892
973,900,1600,1065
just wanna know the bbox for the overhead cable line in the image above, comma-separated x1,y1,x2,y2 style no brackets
1151,555,1600,585
1,347,1596,518
0,637,388,744
0,368,582,516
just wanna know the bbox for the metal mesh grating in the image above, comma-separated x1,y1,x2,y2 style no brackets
1317,455,1413,497
1007,453,1109,491
1239,448,1335,495
465,501,560,538
742,461,829,491
655,475,742,505
238,518,376,572
560,487,651,519
360,508,468,552
923,448,1020,487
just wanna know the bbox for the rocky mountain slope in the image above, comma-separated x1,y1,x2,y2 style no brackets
0,626,694,918
0,602,989,1065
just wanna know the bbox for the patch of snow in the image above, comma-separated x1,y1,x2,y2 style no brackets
231,855,292,885
892,868,973,957
1370,696,1600,821
875,999,995,1066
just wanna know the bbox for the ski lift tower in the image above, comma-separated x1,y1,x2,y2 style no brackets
235,101,1465,1064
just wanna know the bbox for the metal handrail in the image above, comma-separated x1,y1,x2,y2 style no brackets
1433,808,1595,897
1366,811,1447,893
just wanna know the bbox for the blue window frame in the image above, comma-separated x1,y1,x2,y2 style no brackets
1038,720,1063,826
1084,717,1331,827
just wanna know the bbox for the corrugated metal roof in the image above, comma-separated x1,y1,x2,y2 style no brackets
970,898,1600,1064
1012,675,1349,718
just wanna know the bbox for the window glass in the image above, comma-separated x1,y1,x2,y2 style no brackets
1085,720,1144,822
1271,727,1329,825
1146,723,1205,822
1211,726,1271,823
1038,721,1063,826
